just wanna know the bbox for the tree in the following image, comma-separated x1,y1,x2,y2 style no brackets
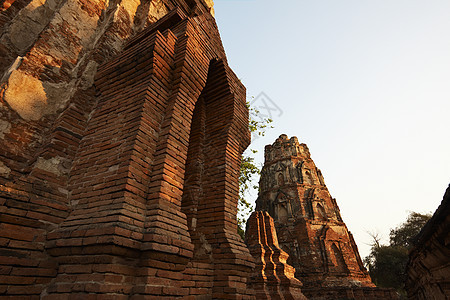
389,212,432,249
364,245,409,290
364,212,432,296
237,101,273,239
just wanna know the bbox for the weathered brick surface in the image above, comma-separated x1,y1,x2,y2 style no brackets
406,185,450,299
253,134,398,299
246,211,307,299
0,0,254,298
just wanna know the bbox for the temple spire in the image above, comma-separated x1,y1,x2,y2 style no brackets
254,135,397,299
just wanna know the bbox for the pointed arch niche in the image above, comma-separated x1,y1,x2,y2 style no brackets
331,243,350,274
317,203,327,221
181,58,245,236
180,59,253,295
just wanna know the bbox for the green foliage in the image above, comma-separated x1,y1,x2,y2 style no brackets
364,245,409,290
389,212,432,249
237,101,273,239
248,108,273,137
364,212,432,296
238,155,259,215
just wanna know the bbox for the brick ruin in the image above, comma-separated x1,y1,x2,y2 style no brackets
245,211,307,300
254,134,398,299
0,0,259,298
406,184,450,299
0,0,442,297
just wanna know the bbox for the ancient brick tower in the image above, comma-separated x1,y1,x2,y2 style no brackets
256,135,397,299
0,0,257,298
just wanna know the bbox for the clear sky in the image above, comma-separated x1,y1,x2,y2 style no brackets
213,0,450,258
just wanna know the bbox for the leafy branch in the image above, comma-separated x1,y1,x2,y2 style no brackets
237,100,273,238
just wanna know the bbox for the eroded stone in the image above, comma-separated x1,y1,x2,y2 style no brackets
0,119,11,139
4,70,48,120
406,185,450,299
0,161,11,177
253,134,398,299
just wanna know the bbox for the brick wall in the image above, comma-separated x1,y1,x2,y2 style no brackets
0,1,255,298
406,185,450,299
246,211,307,300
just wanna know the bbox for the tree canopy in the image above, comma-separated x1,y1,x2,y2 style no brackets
389,212,432,249
364,211,432,295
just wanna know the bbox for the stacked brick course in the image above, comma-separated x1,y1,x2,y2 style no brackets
253,134,398,299
246,211,307,300
0,0,424,297
1,0,255,298
406,185,450,299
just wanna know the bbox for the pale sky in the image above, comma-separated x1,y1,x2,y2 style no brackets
214,0,450,258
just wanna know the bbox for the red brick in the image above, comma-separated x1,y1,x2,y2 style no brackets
0,4,256,299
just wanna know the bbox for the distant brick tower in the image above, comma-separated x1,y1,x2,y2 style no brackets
256,135,397,299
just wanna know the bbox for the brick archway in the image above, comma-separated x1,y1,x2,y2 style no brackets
181,59,255,297
39,9,254,298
